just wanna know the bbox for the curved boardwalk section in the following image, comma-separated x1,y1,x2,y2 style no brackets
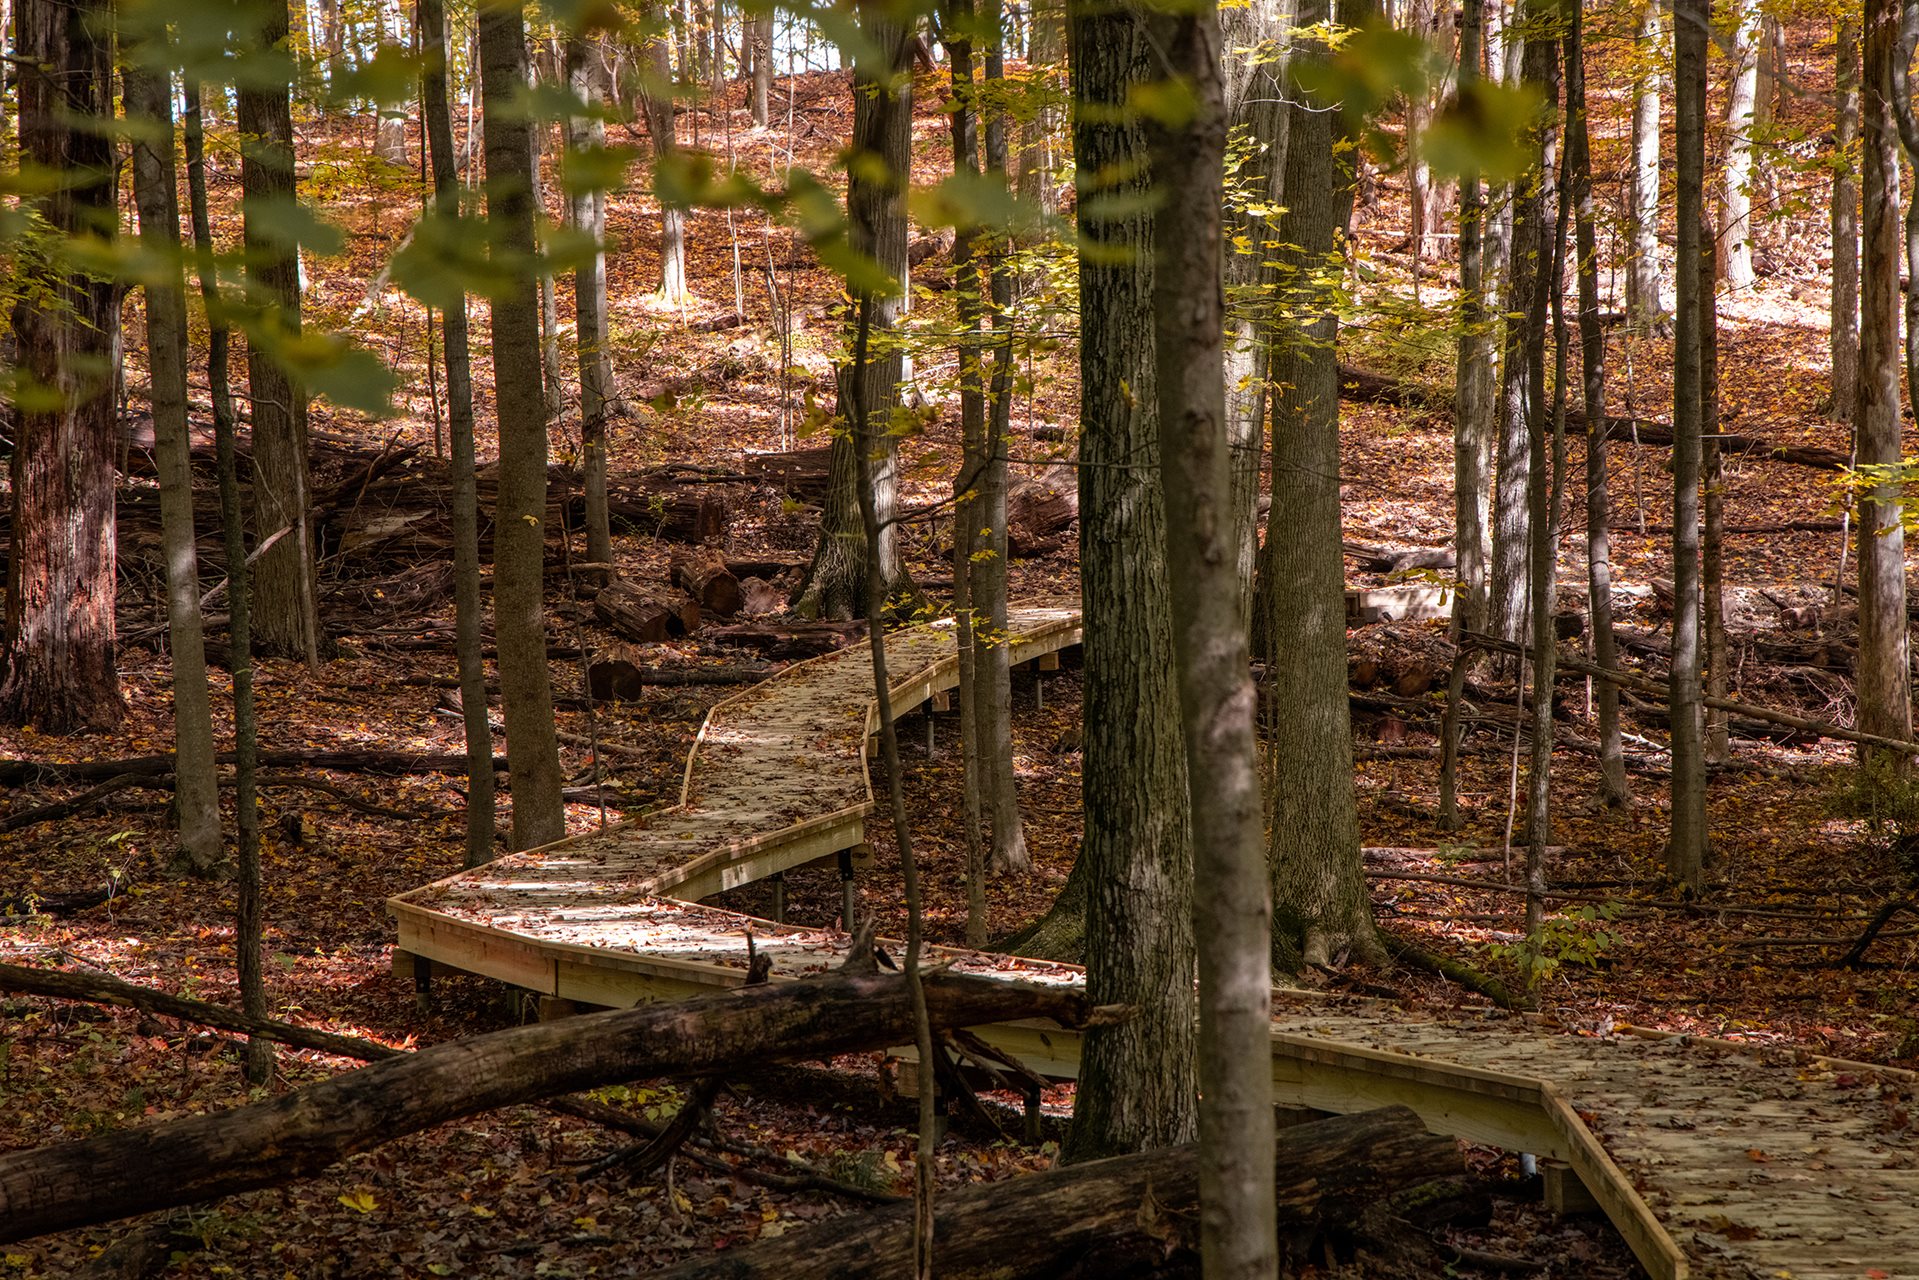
389,600,1917,1280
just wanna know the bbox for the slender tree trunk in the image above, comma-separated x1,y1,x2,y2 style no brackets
749,14,772,125
1016,2,1063,218
529,122,567,427
238,0,323,666
1833,24,1862,418
1261,0,1381,973
481,0,568,851
1453,0,1493,636
1669,0,1709,890
1064,0,1197,1161
1565,18,1629,808
1701,238,1730,764
185,83,274,1085
795,12,918,621
641,28,690,302
127,60,223,874
568,34,616,573
375,0,412,164
422,0,500,868
1147,6,1277,1273
1856,0,1913,768
1406,0,1446,262
1488,2,1556,646
1223,0,1289,633
1627,0,1665,330
0,0,123,733
1720,0,1760,289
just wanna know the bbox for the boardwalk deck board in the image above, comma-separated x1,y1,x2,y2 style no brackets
388,602,1917,1280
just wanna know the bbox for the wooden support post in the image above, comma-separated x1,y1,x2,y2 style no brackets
925,707,935,756
838,849,857,929
1035,673,1044,713
931,689,952,712
1037,650,1061,671
1541,1160,1601,1216
1022,1082,1043,1145
538,995,584,1023
410,955,434,1014
770,871,786,924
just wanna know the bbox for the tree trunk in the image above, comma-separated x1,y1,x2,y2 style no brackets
1452,0,1494,636
1720,0,1760,289
1063,0,1198,1162
238,0,324,666
1222,0,1289,635
1669,0,1710,889
0,971,1099,1246
481,0,569,851
531,120,568,428
1406,0,1447,262
1261,0,1380,973
1627,0,1665,329
0,0,123,733
421,0,500,869
1856,0,1913,767
1701,238,1730,764
375,0,412,164
1016,3,1063,218
568,33,617,574
1833,25,1862,419
795,11,918,621
1146,6,1277,1272
126,59,223,874
640,29,690,302
1565,15,1629,808
749,13,772,125
651,1107,1458,1280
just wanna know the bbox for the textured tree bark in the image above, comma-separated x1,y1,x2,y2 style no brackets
1452,0,1494,637
749,14,773,126
1223,0,1289,637
238,0,323,665
1565,17,1630,809
1627,0,1665,330
0,0,123,733
1146,6,1277,1273
1015,4,1063,218
795,10,917,621
1261,0,1380,974
374,0,412,164
568,33,617,576
1719,0,1760,289
1701,238,1730,765
1855,0,1913,767
481,0,568,851
1832,25,1862,419
1063,0,1198,1162
0,972,1100,1245
640,30,689,302
1669,0,1710,889
650,1107,1458,1280
127,61,223,874
422,0,500,869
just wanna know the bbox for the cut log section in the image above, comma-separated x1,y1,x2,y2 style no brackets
595,580,701,643
672,548,743,617
738,447,833,500
650,1105,1463,1280
1347,585,1454,624
704,619,868,659
1006,462,1079,557
585,647,778,700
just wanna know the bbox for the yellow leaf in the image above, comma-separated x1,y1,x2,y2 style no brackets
337,1189,377,1213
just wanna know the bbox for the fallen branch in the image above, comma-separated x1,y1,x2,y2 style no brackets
1378,930,1526,1011
0,774,148,833
0,748,508,787
649,1106,1462,1280
1840,898,1919,968
0,969,1108,1243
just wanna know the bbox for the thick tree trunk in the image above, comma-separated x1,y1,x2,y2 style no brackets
795,12,917,621
421,0,500,868
127,60,223,873
0,972,1099,1245
1147,6,1277,1273
238,0,323,665
568,34,617,574
1565,20,1629,808
482,0,568,851
1452,0,1494,636
0,0,123,733
1833,27,1862,419
1063,0,1198,1162
1669,0,1710,889
1720,0,1760,289
651,1107,1459,1280
1261,0,1380,973
1856,0,1913,767
1627,0,1665,329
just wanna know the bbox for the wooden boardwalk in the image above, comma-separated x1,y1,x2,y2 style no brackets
389,602,1918,1280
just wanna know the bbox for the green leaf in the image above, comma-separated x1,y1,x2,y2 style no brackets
559,142,639,196
1126,76,1199,128
391,209,521,309
1420,80,1547,183
238,194,346,258
328,45,422,109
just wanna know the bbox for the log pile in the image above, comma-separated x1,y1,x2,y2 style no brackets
595,579,702,644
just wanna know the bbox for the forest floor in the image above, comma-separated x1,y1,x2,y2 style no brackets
3,39,1916,1280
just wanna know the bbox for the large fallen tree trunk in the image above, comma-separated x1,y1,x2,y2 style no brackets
0,971,1105,1244
650,1105,1462,1280
1336,364,1850,471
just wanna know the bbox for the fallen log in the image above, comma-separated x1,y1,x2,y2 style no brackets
0,970,1109,1244
649,1105,1462,1280
1006,462,1079,557
1335,363,1850,471
704,618,868,659
738,447,833,500
595,579,701,643
586,645,777,701
0,748,507,787
673,547,743,616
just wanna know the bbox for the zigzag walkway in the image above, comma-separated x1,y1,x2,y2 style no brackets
389,601,1918,1280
